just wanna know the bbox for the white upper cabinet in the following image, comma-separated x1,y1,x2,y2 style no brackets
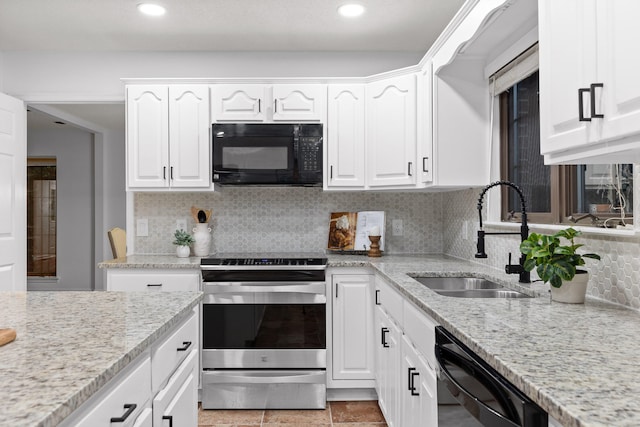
327,85,366,188
416,63,433,184
169,85,211,188
272,85,324,121
127,84,211,189
366,74,417,188
540,0,640,164
211,85,266,121
211,84,325,122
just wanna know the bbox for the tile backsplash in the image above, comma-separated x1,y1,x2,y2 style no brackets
134,188,443,255
133,186,640,309
442,189,640,309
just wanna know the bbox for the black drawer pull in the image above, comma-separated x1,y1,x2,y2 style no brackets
162,415,174,427
578,87,591,122
381,327,389,348
410,369,420,396
177,341,192,351
146,283,163,287
422,157,429,173
375,289,380,305
590,83,604,119
110,403,136,423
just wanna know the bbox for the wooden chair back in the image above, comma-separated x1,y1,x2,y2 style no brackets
108,227,127,259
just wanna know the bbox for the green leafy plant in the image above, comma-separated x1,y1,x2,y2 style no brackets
519,227,601,288
173,229,194,246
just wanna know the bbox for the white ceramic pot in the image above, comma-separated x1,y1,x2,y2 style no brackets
193,223,212,257
176,245,190,258
550,270,589,303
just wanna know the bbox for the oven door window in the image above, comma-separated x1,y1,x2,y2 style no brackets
203,303,326,349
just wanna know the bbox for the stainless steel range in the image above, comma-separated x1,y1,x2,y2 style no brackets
200,256,328,410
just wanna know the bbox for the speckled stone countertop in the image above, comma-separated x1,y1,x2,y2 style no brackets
0,291,202,427
99,253,640,426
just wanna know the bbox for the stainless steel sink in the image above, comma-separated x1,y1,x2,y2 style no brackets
415,277,504,291
414,277,531,299
433,289,531,299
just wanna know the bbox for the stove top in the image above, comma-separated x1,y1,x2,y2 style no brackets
200,257,327,266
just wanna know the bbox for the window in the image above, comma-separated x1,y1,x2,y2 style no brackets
27,158,57,277
497,51,633,228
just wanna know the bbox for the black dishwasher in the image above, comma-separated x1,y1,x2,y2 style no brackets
435,327,547,427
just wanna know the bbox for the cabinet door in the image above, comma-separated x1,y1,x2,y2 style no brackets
211,85,266,121
127,85,169,188
417,63,433,184
366,74,417,187
375,306,401,427
153,350,198,427
272,84,325,121
332,274,374,380
539,0,598,155
597,0,640,143
327,85,366,188
168,85,211,188
401,336,437,427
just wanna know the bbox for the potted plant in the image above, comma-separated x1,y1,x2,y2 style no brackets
173,229,194,258
519,227,601,303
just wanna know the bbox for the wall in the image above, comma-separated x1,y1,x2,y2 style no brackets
443,188,640,310
133,188,443,255
0,51,421,101
27,126,94,291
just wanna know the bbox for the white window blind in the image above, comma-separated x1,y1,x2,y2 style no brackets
490,43,538,95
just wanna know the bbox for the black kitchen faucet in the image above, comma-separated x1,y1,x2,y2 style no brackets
475,180,530,283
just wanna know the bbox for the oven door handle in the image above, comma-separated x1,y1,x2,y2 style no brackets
204,282,326,294
435,345,520,427
205,371,325,384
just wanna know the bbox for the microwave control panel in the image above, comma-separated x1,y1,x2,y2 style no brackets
298,136,322,172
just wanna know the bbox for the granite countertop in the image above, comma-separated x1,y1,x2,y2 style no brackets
0,290,202,427
98,253,640,426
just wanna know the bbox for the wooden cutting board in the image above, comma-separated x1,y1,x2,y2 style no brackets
0,328,16,346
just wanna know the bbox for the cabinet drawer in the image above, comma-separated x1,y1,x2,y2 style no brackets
153,349,198,427
151,309,198,393
107,270,199,292
71,354,151,427
402,300,437,368
376,277,403,323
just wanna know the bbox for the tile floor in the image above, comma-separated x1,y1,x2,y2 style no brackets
199,400,388,427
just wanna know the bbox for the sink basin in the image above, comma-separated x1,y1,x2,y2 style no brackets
433,289,531,299
415,277,504,291
414,277,531,299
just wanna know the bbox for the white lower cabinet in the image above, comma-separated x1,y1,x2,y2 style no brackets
153,349,198,427
401,336,438,427
106,269,200,292
331,273,375,382
374,276,438,427
61,310,199,427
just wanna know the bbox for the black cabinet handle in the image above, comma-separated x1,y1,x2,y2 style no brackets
170,166,174,180
330,165,333,180
590,83,604,119
110,403,136,423
578,87,591,122
335,282,339,298
177,341,192,352
375,289,380,305
163,166,167,179
258,98,261,113
408,162,413,176
381,327,389,348
422,157,429,173
274,99,278,113
146,283,162,287
162,415,174,427
409,368,420,396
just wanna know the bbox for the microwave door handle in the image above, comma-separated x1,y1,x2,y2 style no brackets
435,346,521,427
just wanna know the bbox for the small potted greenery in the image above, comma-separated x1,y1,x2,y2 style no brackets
519,227,600,303
173,229,194,258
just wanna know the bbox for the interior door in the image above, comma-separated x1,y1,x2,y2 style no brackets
0,92,26,291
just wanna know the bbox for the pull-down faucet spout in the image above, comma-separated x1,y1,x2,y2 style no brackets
476,181,530,283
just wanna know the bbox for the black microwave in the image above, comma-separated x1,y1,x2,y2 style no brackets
212,123,323,186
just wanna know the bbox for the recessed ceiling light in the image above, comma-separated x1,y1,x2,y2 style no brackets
338,3,365,18
137,3,166,17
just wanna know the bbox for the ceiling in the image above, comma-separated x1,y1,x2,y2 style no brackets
0,0,465,53
7,0,466,132
28,104,126,132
